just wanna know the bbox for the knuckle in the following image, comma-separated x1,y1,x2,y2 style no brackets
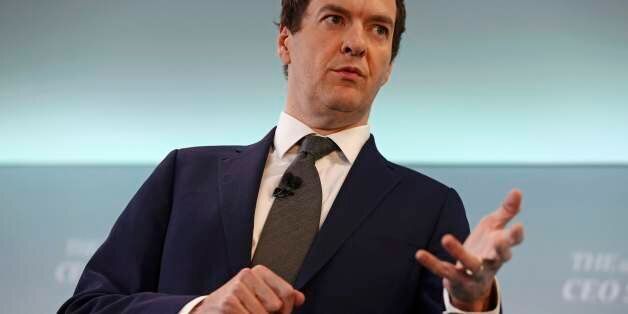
239,268,252,281
266,299,283,311
231,282,244,294
252,264,268,273
232,277,244,289
278,288,293,299
497,238,510,250
220,296,236,310
227,295,240,305
238,267,252,277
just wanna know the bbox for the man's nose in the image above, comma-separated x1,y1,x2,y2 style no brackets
341,24,367,58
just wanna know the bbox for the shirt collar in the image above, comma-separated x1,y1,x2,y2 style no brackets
274,112,371,164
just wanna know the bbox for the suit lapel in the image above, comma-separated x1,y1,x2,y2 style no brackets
218,129,275,276
294,136,401,289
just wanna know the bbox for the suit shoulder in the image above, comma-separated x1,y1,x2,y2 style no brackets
150,145,245,168
176,145,246,158
384,160,451,192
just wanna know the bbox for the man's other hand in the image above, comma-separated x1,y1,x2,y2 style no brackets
191,265,305,314
415,189,525,311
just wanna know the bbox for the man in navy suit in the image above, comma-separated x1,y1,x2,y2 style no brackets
60,0,524,313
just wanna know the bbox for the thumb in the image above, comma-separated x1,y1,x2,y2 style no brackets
294,290,306,306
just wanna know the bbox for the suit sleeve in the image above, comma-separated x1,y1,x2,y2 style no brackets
415,187,471,313
58,150,198,314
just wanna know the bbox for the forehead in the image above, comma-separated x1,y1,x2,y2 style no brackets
305,0,397,20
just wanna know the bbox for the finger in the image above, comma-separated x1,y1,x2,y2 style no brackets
232,279,267,314
224,292,255,314
509,222,525,246
482,257,501,271
252,265,297,313
489,189,523,229
494,223,524,263
491,223,524,259
229,296,251,314
494,235,512,263
415,250,467,283
240,268,283,312
441,234,483,273
495,224,523,263
497,247,512,262
293,290,306,306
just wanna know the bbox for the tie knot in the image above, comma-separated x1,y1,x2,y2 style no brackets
298,134,338,161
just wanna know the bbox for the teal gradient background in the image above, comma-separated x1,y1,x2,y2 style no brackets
2,165,628,313
2,0,627,165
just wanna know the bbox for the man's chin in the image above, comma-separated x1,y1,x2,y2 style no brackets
324,97,364,114
317,84,370,114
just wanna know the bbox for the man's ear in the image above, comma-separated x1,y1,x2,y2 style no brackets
277,25,291,66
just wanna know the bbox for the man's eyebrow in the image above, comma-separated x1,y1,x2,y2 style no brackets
368,14,394,28
317,4,352,18
317,4,394,27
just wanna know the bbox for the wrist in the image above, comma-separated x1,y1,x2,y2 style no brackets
450,280,497,312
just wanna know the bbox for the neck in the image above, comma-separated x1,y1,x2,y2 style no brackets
284,107,368,136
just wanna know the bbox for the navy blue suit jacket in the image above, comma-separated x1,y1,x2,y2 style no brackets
59,129,471,313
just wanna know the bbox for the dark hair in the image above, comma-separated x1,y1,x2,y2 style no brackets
279,0,406,77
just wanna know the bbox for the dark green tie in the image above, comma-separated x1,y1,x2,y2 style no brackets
252,134,339,283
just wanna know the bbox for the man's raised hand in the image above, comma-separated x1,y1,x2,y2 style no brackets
415,189,525,311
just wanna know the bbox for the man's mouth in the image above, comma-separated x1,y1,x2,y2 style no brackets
331,66,365,80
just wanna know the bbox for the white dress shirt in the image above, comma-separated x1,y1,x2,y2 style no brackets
251,112,370,256
180,112,500,314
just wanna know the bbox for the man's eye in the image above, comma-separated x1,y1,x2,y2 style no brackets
324,15,343,25
374,25,390,37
